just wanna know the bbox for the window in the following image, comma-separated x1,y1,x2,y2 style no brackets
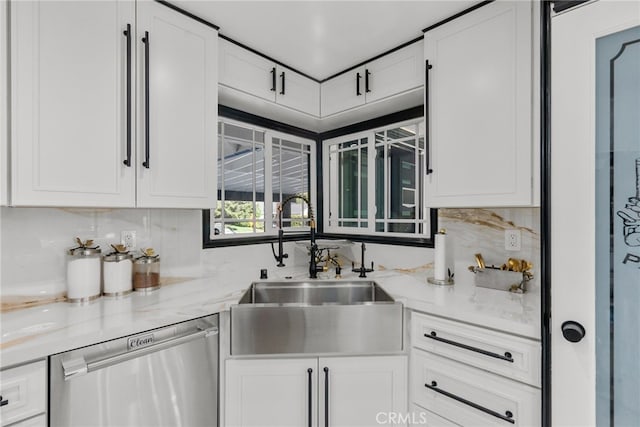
323,119,433,240
205,118,316,245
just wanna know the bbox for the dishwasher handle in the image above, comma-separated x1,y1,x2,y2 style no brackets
63,326,219,381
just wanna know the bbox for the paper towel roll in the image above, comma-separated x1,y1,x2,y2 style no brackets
434,230,447,281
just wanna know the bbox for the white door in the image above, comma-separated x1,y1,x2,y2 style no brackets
319,356,407,427
11,0,136,207
0,0,7,206
424,0,533,207
320,67,366,117
364,41,423,104
137,1,217,208
225,358,318,427
552,1,640,426
275,65,320,117
218,38,277,103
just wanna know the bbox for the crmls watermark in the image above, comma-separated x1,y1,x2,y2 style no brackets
376,411,429,425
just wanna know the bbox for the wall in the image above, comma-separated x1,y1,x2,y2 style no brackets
0,206,540,302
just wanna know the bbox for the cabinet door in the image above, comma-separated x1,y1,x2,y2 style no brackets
320,67,366,117
225,358,317,427
365,41,424,104
137,2,217,208
1,0,7,206
424,1,532,207
11,0,135,207
0,360,46,427
275,65,320,116
319,356,407,427
219,38,276,103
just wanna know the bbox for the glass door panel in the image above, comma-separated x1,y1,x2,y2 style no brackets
595,25,640,427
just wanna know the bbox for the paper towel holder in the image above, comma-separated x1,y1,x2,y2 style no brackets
428,267,454,285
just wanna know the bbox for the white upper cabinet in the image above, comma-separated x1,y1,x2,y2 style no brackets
275,65,320,117
11,0,136,207
321,40,423,117
10,0,217,208
364,41,423,104
424,1,534,207
219,38,276,103
320,66,366,117
136,1,217,209
219,38,320,117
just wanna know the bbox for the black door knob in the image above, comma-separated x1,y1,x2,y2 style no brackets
562,321,586,343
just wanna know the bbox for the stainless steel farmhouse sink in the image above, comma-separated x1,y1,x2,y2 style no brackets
230,281,403,355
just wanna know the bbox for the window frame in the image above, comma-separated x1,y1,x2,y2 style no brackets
203,113,317,248
320,118,436,246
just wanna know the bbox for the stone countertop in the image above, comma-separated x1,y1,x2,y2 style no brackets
0,268,539,369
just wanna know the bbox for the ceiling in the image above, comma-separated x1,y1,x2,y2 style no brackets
173,1,478,80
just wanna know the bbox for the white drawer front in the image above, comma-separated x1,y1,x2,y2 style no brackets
411,351,540,427
11,414,47,427
0,361,46,427
411,312,541,387
410,404,461,426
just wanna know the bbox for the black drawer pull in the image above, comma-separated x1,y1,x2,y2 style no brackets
425,381,515,424
0,395,8,407
307,368,313,427
425,331,514,363
324,367,330,427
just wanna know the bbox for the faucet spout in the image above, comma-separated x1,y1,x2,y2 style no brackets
271,193,321,279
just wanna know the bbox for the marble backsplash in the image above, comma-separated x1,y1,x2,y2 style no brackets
0,206,540,307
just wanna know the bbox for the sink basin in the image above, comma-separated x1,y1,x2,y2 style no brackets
230,280,403,355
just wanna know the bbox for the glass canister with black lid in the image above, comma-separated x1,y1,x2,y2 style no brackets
133,248,160,292
66,238,102,303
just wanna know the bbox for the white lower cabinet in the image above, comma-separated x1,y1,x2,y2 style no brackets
409,311,541,427
0,360,47,427
410,404,459,427
225,355,407,427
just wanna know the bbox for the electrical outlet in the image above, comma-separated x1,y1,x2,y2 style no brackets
121,230,137,250
505,229,521,251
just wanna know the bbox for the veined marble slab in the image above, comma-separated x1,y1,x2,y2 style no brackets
1,266,539,369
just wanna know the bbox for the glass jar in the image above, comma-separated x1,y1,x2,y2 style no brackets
103,252,133,297
133,255,160,292
66,247,102,303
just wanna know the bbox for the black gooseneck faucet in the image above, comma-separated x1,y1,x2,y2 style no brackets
271,194,323,278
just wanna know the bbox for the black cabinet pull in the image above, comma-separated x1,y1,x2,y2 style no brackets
280,71,285,95
425,331,514,362
307,368,313,427
142,31,150,169
425,60,433,175
0,395,7,407
356,73,362,96
270,67,276,92
365,69,371,93
123,23,132,167
425,381,515,424
324,367,329,427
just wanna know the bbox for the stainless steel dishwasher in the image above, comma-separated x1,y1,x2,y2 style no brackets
50,314,218,426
